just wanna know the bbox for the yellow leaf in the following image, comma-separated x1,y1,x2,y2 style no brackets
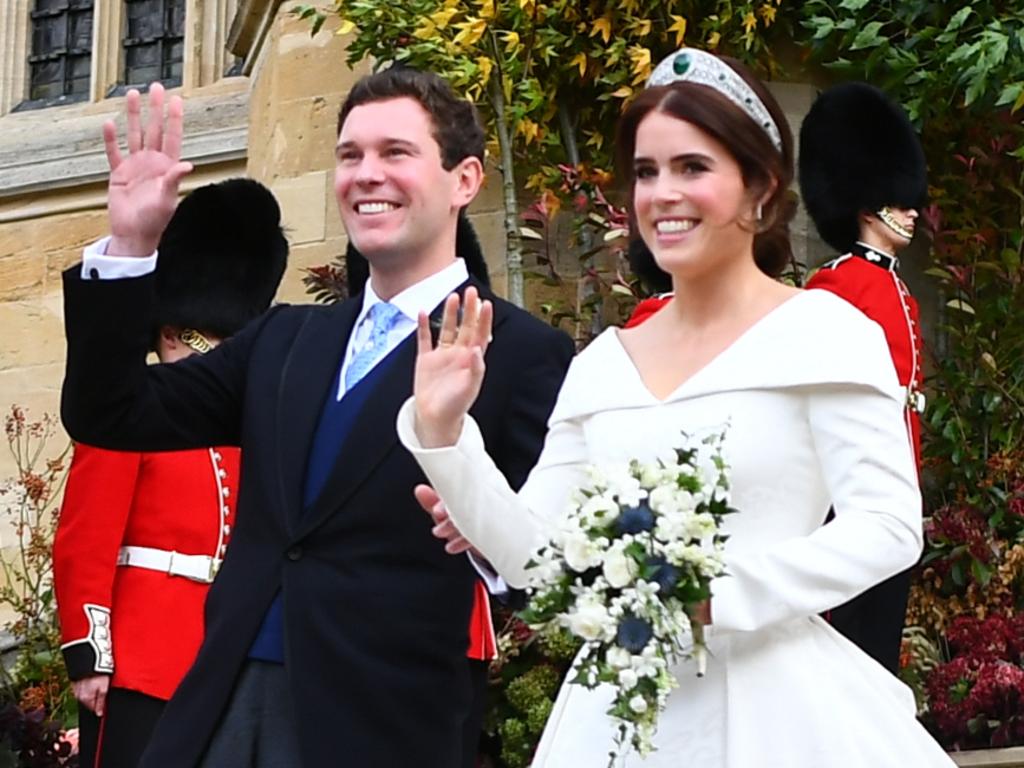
519,0,535,12
502,74,513,103
633,19,651,37
476,0,496,20
707,30,721,48
585,130,605,150
453,17,487,48
429,7,459,29
525,171,547,190
590,16,612,44
413,19,437,39
336,19,355,36
667,15,688,47
743,11,757,34
611,85,633,99
476,56,494,83
759,4,777,25
502,30,521,53
628,46,651,79
570,52,588,77
517,117,540,145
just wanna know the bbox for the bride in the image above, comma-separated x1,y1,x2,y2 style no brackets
398,49,954,767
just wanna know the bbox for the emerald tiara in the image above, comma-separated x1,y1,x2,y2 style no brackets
646,48,784,153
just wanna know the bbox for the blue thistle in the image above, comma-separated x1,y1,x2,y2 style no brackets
646,555,681,595
615,500,655,535
616,616,654,654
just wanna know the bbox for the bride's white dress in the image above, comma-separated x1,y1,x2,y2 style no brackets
398,289,955,767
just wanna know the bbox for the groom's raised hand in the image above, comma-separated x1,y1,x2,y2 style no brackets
104,83,193,257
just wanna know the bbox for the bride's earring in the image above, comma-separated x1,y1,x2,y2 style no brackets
755,202,763,223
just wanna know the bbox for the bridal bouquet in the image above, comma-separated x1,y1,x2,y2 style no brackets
520,430,734,766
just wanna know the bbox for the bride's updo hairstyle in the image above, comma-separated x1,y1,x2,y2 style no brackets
616,50,796,278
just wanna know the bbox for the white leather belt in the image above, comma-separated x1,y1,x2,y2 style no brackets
116,545,221,584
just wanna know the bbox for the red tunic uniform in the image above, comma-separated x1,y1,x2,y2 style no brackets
805,245,925,467
54,444,239,700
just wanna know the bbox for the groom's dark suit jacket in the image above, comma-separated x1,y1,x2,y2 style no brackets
60,268,573,767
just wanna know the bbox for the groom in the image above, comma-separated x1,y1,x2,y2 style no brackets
60,68,573,767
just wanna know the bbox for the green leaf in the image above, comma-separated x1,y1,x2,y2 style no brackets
839,0,870,9
945,6,973,34
810,17,835,40
996,82,1023,106
850,21,885,50
970,558,993,585
951,560,965,586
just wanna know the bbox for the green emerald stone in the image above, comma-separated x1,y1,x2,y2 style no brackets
673,53,691,76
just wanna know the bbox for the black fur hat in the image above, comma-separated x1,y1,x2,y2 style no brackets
344,209,490,296
799,82,927,253
154,178,288,338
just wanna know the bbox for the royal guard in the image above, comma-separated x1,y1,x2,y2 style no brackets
799,81,928,674
54,179,288,767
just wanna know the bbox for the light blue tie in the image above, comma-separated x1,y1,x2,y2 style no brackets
344,301,403,390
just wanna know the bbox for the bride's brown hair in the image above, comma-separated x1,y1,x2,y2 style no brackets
616,55,796,278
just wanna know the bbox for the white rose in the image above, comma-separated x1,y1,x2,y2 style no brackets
566,601,612,642
648,485,677,514
564,533,601,572
580,494,619,526
629,695,648,714
618,668,639,688
602,548,637,588
606,646,631,669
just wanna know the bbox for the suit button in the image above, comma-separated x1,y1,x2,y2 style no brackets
286,546,302,561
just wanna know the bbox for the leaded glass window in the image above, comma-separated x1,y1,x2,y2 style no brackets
123,0,185,88
27,0,94,103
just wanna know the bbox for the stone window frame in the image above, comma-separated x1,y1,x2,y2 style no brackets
0,0,240,117
23,0,95,109
119,0,187,92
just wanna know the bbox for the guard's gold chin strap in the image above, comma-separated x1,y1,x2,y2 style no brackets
876,207,915,241
180,329,215,355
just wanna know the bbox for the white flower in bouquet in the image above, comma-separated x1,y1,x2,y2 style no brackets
521,428,736,767
566,595,615,643
602,544,638,588
563,529,603,573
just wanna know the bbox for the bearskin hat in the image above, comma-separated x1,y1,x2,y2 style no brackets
154,178,288,338
799,82,927,253
344,209,490,296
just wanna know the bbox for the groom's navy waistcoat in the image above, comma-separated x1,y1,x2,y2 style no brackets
249,352,397,662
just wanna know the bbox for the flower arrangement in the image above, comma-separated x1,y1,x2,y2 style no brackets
519,431,734,766
911,614,1024,750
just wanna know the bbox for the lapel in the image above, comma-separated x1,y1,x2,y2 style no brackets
295,277,504,538
276,298,360,535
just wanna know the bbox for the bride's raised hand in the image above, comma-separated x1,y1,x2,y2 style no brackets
104,83,194,256
413,287,493,448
